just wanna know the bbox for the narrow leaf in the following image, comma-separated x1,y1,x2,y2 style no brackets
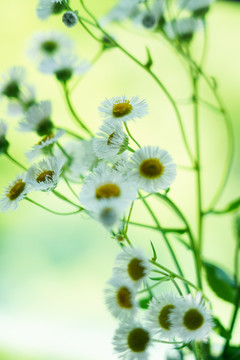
150,240,157,261
213,318,229,339
139,295,152,309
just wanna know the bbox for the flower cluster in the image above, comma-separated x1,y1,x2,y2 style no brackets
105,247,213,359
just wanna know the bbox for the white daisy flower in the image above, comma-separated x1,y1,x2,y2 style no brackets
128,146,176,193
101,0,141,26
145,293,182,340
18,100,54,136
164,17,202,42
113,247,151,288
0,67,26,100
79,163,136,211
36,0,66,20
93,122,129,159
179,0,215,16
26,129,65,162
169,292,214,343
39,55,90,82
0,120,9,154
65,139,98,178
27,156,63,192
105,276,138,320
0,173,29,212
98,95,148,124
28,31,73,61
7,84,36,116
113,321,153,360
134,0,165,30
112,152,130,175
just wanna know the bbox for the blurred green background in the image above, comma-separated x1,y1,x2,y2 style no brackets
0,0,239,359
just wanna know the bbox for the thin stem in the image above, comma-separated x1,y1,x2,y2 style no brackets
5,153,27,171
128,221,187,234
56,142,72,162
62,173,79,200
62,83,94,137
124,123,141,148
124,202,134,236
138,278,170,294
52,190,82,209
25,197,82,216
138,191,190,293
170,277,183,296
55,126,84,140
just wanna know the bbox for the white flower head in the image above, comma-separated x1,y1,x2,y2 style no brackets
134,0,165,30
36,0,66,20
105,276,138,320
18,101,54,136
26,129,65,162
62,11,78,28
164,17,202,41
128,146,176,193
28,31,74,61
145,292,182,340
66,139,98,178
79,163,136,212
90,199,127,229
114,247,151,288
101,0,141,26
179,0,215,15
39,55,90,82
7,84,36,117
98,95,148,124
0,67,26,100
27,156,63,192
0,173,29,212
169,292,214,343
93,122,128,159
113,320,153,360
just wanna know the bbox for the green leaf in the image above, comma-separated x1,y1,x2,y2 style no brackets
139,295,152,309
150,240,157,261
174,236,191,250
204,262,236,303
145,47,153,69
225,198,240,213
213,318,229,339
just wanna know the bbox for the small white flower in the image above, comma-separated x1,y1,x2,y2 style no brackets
36,0,66,20
28,31,73,61
62,11,78,28
179,0,215,15
18,101,54,136
27,156,63,192
114,247,151,288
39,55,90,82
0,173,29,212
164,17,202,41
105,276,138,320
128,146,176,193
66,139,98,178
113,321,153,360
169,292,214,343
93,122,128,159
0,67,26,100
7,84,36,117
26,129,65,161
145,293,182,340
101,0,141,26
134,0,164,30
98,95,148,124
79,163,136,211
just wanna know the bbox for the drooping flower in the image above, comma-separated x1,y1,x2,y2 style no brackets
0,67,26,100
164,17,202,42
0,120,9,154
98,95,148,124
62,11,78,28
36,0,67,20
113,321,153,360
27,156,63,192
179,0,216,17
18,100,54,136
93,122,128,159
128,146,176,193
0,173,29,212
134,0,165,30
169,293,214,342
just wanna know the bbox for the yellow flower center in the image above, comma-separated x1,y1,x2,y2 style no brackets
158,304,175,330
183,308,204,331
127,328,150,353
116,286,133,309
128,257,145,281
95,184,121,199
36,170,54,183
7,180,26,201
107,132,115,145
37,133,54,145
112,100,133,118
139,158,164,179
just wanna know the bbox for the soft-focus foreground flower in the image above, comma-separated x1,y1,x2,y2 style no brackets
36,0,66,20
179,0,216,16
164,17,202,42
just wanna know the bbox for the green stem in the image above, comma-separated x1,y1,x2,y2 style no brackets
52,190,82,209
139,192,190,293
25,197,82,216
124,123,141,148
55,126,84,140
5,153,27,171
62,83,94,137
62,173,79,200
56,142,72,162
124,202,134,237
128,221,186,234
